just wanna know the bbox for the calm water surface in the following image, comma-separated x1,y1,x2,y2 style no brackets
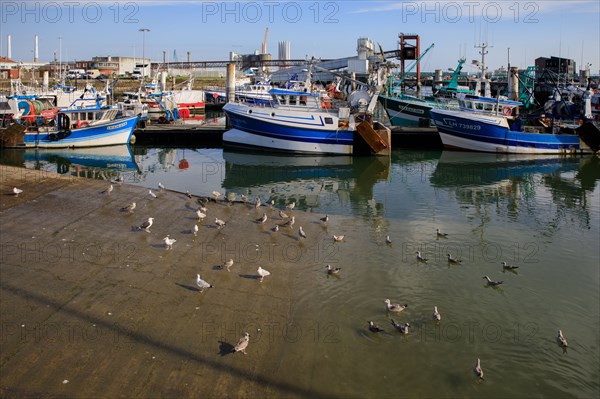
1,145,598,398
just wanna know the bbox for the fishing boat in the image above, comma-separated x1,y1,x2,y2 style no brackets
223,86,390,155
430,93,595,154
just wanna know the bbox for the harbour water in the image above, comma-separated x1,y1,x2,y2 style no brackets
0,146,598,398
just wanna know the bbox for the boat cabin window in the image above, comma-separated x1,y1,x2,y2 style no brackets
475,102,484,110
289,96,297,105
484,103,494,111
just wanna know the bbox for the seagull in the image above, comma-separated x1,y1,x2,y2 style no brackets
137,217,154,232
13,187,23,197
447,253,462,264
268,199,275,208
279,210,289,219
158,182,165,191
436,228,448,237
368,321,384,333
101,184,113,195
333,235,344,242
257,266,270,282
223,258,234,272
120,202,136,213
326,264,341,275
212,191,222,201
233,332,250,354
163,235,176,250
432,306,441,321
473,358,484,380
271,225,279,233
299,226,307,239
215,218,226,229
198,204,208,213
256,213,267,224
286,201,296,211
241,194,249,203
148,189,157,198
385,299,408,313
320,215,329,223
483,276,503,286
197,197,208,207
390,319,410,334
416,251,428,263
193,224,199,236
501,261,519,270
196,274,213,292
282,216,295,228
185,190,193,199
196,210,207,221
385,235,392,245
254,197,261,209
557,330,568,348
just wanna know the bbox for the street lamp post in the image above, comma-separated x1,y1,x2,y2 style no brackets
58,36,62,80
139,28,150,81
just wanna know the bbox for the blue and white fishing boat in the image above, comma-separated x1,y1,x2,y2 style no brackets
430,93,594,154
223,86,390,155
19,98,138,148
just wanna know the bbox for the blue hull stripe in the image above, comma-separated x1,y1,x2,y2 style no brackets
24,117,138,145
432,113,581,150
225,112,353,145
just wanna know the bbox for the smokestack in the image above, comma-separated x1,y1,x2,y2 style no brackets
7,34,11,59
34,34,39,62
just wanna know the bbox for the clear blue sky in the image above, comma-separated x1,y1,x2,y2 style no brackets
2,0,598,72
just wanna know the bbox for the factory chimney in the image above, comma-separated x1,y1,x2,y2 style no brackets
34,34,39,62
7,34,11,59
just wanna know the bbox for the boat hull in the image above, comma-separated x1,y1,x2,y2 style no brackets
431,109,591,154
378,95,434,127
223,103,353,155
23,115,138,149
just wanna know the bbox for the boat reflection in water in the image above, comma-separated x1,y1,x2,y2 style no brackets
221,149,391,213
19,144,139,180
430,151,598,228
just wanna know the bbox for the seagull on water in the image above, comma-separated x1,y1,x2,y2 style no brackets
320,215,329,223
120,202,136,213
436,228,448,237
101,184,113,195
333,235,344,242
257,266,270,282
148,189,157,198
385,299,408,313
223,258,234,272
390,319,410,334
158,182,165,191
196,274,213,292
215,218,226,229
137,217,154,233
256,213,267,224
193,224,199,236
299,226,307,239
233,331,250,354
13,187,23,197
196,210,207,221
271,225,279,233
483,276,503,286
279,210,289,219
501,261,519,270
432,306,441,321
473,358,484,380
326,264,341,275
368,321,384,333
385,235,392,245
163,236,176,250
447,253,462,264
416,251,428,263
557,330,568,348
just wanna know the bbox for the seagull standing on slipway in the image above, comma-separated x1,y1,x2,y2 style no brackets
193,224,199,236
101,184,113,195
282,216,295,228
436,228,448,237
473,358,484,380
197,210,207,221
223,259,234,272
368,321,384,333
557,330,568,348
121,202,136,213
185,190,193,199
483,276,503,286
271,225,279,233
254,196,262,209
299,226,307,239
256,213,268,224
501,261,519,270
198,204,208,213
432,306,441,321
163,236,176,250
286,201,296,211
385,235,392,245
148,189,157,199
196,274,213,292
447,253,462,264
320,215,329,223
333,235,344,242
326,264,341,275
233,332,250,354
212,191,221,201
257,266,270,282
215,218,226,229
158,182,165,191
137,217,154,233
385,299,408,313
416,251,428,263
13,187,23,197
279,210,289,219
